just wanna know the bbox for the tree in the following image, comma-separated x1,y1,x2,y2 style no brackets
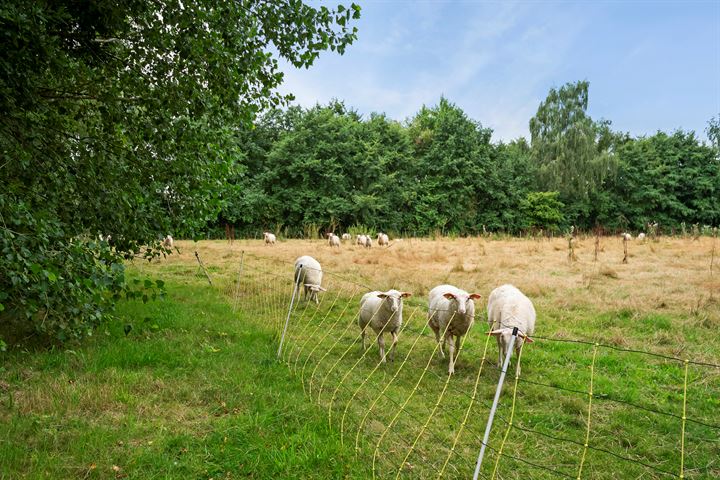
529,81,615,202
0,0,361,342
520,192,565,232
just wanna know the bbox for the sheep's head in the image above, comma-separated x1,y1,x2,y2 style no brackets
442,291,481,315
305,284,327,303
378,290,412,313
488,327,534,349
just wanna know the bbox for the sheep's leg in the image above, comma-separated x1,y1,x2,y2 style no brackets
378,334,386,363
361,329,366,351
390,331,398,362
496,336,504,369
447,333,455,375
434,327,445,359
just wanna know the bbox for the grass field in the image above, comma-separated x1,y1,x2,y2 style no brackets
2,235,719,479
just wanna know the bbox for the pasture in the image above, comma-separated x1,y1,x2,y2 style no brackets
2,235,719,479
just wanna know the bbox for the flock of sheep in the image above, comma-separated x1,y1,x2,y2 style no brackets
293,255,536,376
263,231,390,248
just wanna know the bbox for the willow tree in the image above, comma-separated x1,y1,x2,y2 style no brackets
529,81,615,200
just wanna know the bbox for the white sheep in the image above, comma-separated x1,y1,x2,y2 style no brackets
428,284,482,374
358,289,411,362
341,233,351,241
263,232,276,245
356,234,367,246
637,232,646,241
621,232,632,241
328,234,341,248
294,255,326,304
163,235,173,248
363,235,372,248
377,232,389,247
487,284,535,375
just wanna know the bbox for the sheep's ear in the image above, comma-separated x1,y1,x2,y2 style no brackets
443,293,456,300
317,286,327,292
469,293,482,300
487,330,504,337
401,292,412,298
523,335,534,344
377,293,388,298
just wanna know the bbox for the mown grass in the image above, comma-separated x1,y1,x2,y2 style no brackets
0,274,368,479
2,236,719,479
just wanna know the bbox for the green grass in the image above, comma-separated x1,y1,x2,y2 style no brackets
2,238,719,479
0,275,369,479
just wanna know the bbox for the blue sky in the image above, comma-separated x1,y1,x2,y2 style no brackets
278,0,720,142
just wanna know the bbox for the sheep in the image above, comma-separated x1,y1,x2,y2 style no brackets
428,284,482,374
294,255,326,304
637,232,646,242
263,232,276,245
356,234,367,246
377,232,389,247
341,233,351,241
163,235,173,248
328,233,341,248
487,284,535,375
621,232,632,241
359,289,412,362
363,235,373,248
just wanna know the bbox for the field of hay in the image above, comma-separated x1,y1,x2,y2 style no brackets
136,235,719,479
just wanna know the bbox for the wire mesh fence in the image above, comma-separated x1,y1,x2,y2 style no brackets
226,251,719,479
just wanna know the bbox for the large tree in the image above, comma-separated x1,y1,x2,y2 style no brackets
529,81,615,202
0,0,360,342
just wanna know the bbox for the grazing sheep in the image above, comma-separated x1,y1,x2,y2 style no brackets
263,232,276,245
621,232,632,241
359,289,412,362
294,255,326,304
428,284,482,374
637,232,646,241
377,232,389,247
363,236,372,248
163,235,173,248
328,233,341,248
356,234,367,246
341,233,351,241
487,284,536,375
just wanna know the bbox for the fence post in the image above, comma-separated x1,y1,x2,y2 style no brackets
194,251,213,285
277,265,301,359
472,327,519,480
232,250,245,312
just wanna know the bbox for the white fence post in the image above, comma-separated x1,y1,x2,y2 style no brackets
277,265,301,359
472,326,519,480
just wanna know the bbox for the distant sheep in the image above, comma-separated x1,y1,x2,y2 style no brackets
359,289,411,363
363,236,372,248
328,233,341,248
377,233,389,247
294,255,326,304
428,284,481,375
163,235,173,248
637,232,646,241
264,232,276,245
487,284,536,375
356,234,367,246
341,233,351,241
621,232,632,241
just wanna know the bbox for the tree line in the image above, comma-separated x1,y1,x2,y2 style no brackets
219,82,719,238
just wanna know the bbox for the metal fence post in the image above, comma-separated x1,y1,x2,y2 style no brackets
473,326,519,480
277,265,301,359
